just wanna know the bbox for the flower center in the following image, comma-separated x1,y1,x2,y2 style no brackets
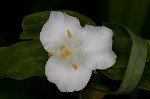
48,30,81,70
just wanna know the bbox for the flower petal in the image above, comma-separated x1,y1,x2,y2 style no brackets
40,11,83,52
83,51,116,70
79,25,116,70
45,57,92,92
81,25,114,53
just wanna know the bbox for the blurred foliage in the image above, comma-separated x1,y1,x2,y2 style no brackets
107,0,150,35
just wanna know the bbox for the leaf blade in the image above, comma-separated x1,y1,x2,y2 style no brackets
104,24,148,94
0,39,48,80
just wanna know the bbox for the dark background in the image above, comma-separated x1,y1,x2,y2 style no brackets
1,0,150,46
0,0,150,99
0,0,103,46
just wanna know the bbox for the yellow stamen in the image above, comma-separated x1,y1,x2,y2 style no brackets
65,49,70,56
67,30,71,38
61,53,66,59
72,64,77,70
48,52,55,56
59,45,65,51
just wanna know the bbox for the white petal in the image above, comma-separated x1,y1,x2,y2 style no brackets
83,51,116,70
40,11,82,52
79,25,116,70
81,25,113,53
45,57,92,92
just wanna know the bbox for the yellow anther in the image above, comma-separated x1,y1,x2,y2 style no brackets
60,45,65,51
48,52,55,56
61,53,66,59
72,64,77,70
67,30,71,38
65,49,70,56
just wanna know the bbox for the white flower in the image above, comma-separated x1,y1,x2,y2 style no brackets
40,11,117,92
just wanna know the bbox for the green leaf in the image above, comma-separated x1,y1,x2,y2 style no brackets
102,23,148,93
0,38,47,80
0,10,96,80
137,62,150,91
145,40,150,62
137,40,150,91
20,10,96,39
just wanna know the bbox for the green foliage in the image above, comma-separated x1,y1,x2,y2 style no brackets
102,24,149,93
0,39,47,79
0,10,150,95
